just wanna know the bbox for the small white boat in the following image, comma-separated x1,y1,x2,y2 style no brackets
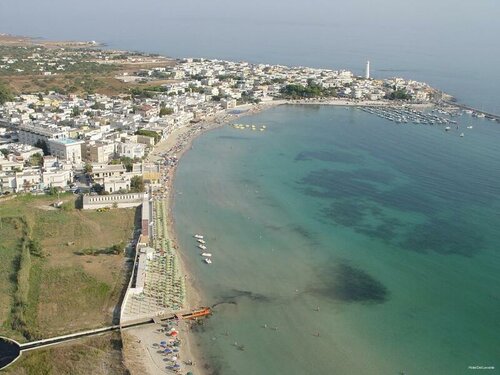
445,126,451,131
460,133,464,137
197,239,206,244
198,244,207,250
201,252,212,257
204,258,212,264
194,234,204,239
467,125,473,129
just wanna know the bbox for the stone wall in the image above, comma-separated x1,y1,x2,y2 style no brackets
82,193,144,209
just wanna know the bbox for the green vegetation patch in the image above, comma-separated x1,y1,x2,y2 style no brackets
0,217,24,331
135,129,161,143
0,80,14,104
280,80,337,99
0,195,136,340
37,266,111,336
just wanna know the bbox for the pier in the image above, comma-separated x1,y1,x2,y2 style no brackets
0,307,211,370
442,101,500,122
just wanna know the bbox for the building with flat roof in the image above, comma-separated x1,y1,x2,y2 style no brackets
103,175,131,193
116,142,146,159
81,141,116,163
48,138,84,164
42,168,73,189
18,124,67,146
82,192,145,209
91,163,127,184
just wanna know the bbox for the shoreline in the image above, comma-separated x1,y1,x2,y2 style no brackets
147,97,438,373
137,97,441,374
134,100,283,374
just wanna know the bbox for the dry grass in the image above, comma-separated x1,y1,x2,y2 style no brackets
5,332,128,375
121,331,150,375
0,193,137,373
0,194,138,338
4,72,177,97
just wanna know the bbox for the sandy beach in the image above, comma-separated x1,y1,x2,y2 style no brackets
122,97,440,374
122,101,283,375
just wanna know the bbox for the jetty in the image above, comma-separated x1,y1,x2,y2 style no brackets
0,307,211,370
442,101,500,122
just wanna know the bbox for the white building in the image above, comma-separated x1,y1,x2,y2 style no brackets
48,138,84,164
116,142,146,159
0,173,16,193
221,98,237,109
91,164,127,184
103,175,131,193
14,169,42,192
18,124,67,146
82,141,116,163
42,168,73,189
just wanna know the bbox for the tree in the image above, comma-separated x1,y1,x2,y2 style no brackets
159,107,173,117
109,241,124,254
46,186,59,196
130,176,145,193
34,140,49,156
110,156,134,171
92,183,105,195
72,106,81,117
83,163,93,174
386,89,411,101
28,239,44,257
29,153,44,167
135,129,160,144
0,81,14,105
90,102,105,110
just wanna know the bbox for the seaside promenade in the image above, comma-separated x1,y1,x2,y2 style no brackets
121,197,186,321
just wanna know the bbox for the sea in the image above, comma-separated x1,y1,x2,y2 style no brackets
173,106,500,374
1,0,499,373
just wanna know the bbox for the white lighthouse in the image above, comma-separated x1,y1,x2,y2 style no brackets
365,60,370,79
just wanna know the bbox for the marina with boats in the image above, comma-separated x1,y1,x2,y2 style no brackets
358,105,494,134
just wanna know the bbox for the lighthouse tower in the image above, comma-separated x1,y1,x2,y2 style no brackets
365,60,370,79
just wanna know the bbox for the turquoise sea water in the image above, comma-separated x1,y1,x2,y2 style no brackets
173,105,500,375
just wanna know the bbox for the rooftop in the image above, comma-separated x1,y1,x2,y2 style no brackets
50,138,83,145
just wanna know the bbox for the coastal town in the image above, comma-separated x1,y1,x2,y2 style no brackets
0,41,459,195
1,38,498,375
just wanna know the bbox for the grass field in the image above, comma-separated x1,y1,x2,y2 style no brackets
2,71,177,97
0,217,24,332
5,332,127,375
0,193,137,373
